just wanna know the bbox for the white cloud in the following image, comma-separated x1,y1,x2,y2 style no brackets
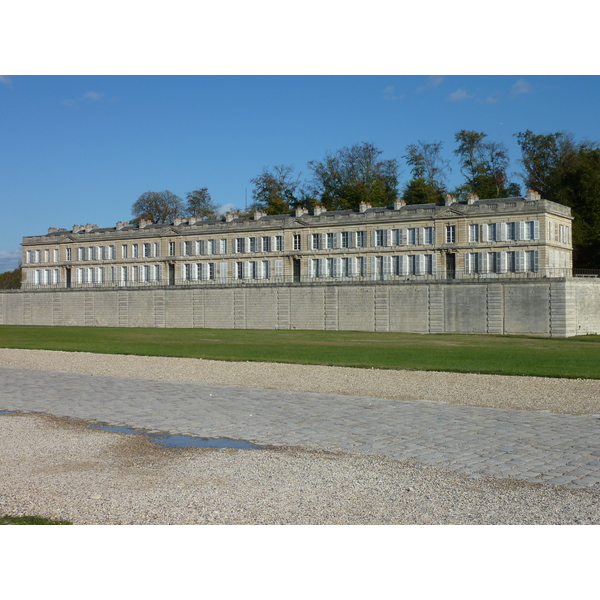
0,249,22,273
417,75,444,92
217,203,237,215
485,93,501,104
448,88,473,102
62,90,105,108
511,78,532,95
383,85,405,100
83,91,104,101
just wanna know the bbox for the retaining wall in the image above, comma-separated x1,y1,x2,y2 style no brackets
1,279,599,337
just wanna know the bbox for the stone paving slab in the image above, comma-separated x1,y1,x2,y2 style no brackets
1,366,600,490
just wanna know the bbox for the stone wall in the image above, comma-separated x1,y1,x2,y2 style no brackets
1,279,599,337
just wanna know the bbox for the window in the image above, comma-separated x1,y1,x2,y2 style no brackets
249,237,257,253
469,224,479,243
208,263,216,280
446,225,456,244
487,223,497,242
236,262,244,279
293,234,301,250
77,247,85,261
526,250,538,272
356,231,365,248
66,248,72,262
311,233,319,250
132,244,139,258
327,232,335,249
506,222,516,241
425,255,434,275
408,255,416,275
262,236,270,252
275,236,283,251
44,249,50,263
236,238,244,253
143,243,151,257
207,239,215,255
407,228,417,245
220,239,227,254
35,249,41,263
341,232,349,248
375,230,385,247
185,264,194,281
341,257,349,277
122,245,128,259
507,251,516,272
423,227,433,245
488,252,498,273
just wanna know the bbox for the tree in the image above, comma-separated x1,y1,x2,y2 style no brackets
516,130,600,268
308,142,400,211
131,190,184,224
402,141,450,204
250,165,301,215
185,188,217,220
0,266,21,289
453,130,520,199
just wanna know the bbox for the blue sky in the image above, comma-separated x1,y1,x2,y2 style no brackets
1,74,600,271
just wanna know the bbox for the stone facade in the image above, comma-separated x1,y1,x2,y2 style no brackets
20,191,574,289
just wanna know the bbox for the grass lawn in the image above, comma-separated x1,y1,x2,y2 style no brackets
0,325,599,379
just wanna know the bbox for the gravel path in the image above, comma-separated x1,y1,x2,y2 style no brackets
1,348,599,525
2,348,600,414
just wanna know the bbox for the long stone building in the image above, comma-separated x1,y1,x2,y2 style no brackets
20,191,573,288
4,190,597,338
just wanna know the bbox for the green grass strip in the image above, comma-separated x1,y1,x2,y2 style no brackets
1,325,599,379
0,514,72,525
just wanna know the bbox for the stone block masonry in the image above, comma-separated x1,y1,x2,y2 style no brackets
1,279,599,337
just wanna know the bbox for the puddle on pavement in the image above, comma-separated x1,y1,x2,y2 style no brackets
90,424,263,449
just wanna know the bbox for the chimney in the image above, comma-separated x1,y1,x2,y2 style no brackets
254,209,266,220
48,227,58,234
359,202,371,213
225,212,238,222
295,206,307,217
72,224,83,233
526,189,541,201
313,205,325,216
445,194,456,206
393,198,405,210
467,193,479,205
139,219,152,228
116,221,128,230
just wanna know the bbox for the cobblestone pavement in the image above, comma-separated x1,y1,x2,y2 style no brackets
2,366,600,490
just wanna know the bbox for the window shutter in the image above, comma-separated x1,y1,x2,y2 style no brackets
371,256,377,280
332,258,339,278
533,250,539,272
347,231,355,248
482,224,488,242
499,251,507,273
431,254,437,275
348,257,356,277
206,240,212,255
499,223,506,241
383,255,392,275
516,251,525,272
308,259,315,278
465,253,471,274
316,258,324,277
333,232,340,249
386,230,393,247
256,261,263,279
414,255,423,275
533,221,539,240
518,222,525,241
371,230,377,247
273,259,282,278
